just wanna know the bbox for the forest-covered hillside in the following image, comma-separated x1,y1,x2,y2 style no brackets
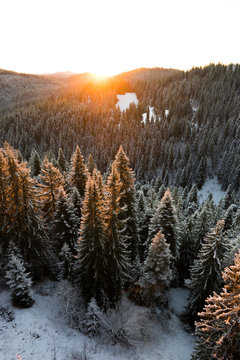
0,63,240,359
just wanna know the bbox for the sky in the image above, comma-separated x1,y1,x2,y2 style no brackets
1,0,240,76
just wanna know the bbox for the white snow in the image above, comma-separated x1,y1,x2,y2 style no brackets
165,109,169,117
198,177,226,204
168,287,190,316
116,93,138,112
0,281,194,360
142,106,157,123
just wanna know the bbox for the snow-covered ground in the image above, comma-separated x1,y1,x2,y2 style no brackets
0,282,194,360
116,93,138,111
198,177,226,204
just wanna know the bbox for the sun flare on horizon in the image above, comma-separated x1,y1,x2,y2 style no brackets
1,0,240,76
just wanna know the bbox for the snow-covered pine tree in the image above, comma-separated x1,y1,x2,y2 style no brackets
86,154,96,176
177,217,196,285
29,149,41,177
68,145,88,198
2,144,48,279
192,251,240,360
147,188,177,258
195,157,207,190
104,167,130,304
83,297,101,337
59,243,75,281
51,186,79,255
136,191,150,262
6,250,34,308
141,231,172,306
188,220,231,322
57,148,68,173
70,187,82,221
74,177,107,307
39,157,64,217
0,149,8,250
192,201,214,254
112,146,139,263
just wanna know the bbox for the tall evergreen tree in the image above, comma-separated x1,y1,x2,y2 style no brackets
104,168,130,304
57,148,68,173
29,149,41,177
112,146,139,263
188,220,230,322
51,187,79,255
68,145,88,198
147,188,178,257
39,157,64,217
141,231,172,306
192,251,240,360
74,177,107,307
6,249,34,308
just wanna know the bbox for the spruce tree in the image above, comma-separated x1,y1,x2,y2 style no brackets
74,177,107,307
59,243,75,281
104,168,129,304
57,148,68,173
39,157,64,217
68,145,88,198
192,251,240,360
112,146,139,263
29,149,41,177
147,188,177,257
2,144,48,278
188,220,230,322
142,231,172,306
86,154,96,176
51,187,79,255
6,250,34,308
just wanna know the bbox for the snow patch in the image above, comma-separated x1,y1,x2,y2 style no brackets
142,106,157,123
198,178,226,204
0,281,194,360
168,287,190,316
116,93,138,112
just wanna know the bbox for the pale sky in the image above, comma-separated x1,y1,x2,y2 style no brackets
1,0,239,76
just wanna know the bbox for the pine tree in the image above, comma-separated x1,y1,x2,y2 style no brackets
59,243,75,281
2,144,48,278
74,177,107,306
141,231,172,306
6,251,34,308
39,157,64,217
57,148,68,173
104,168,129,304
177,217,196,285
193,201,214,254
192,251,240,360
188,220,230,322
196,157,207,190
29,149,41,177
112,146,139,263
70,187,82,221
147,188,177,257
83,297,101,337
87,154,96,176
136,191,150,261
68,145,88,198
51,187,79,255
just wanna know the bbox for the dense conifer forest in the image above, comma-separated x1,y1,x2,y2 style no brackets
0,64,240,359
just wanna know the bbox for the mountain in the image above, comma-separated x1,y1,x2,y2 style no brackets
0,69,61,112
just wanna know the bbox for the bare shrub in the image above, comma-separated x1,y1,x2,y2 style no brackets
98,295,156,346
56,280,85,330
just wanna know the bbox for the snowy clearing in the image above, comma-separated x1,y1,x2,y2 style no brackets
198,177,226,204
0,282,194,360
116,93,138,111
